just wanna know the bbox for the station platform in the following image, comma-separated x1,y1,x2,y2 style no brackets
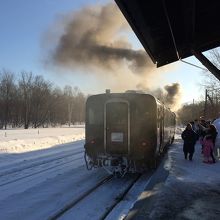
125,134,220,220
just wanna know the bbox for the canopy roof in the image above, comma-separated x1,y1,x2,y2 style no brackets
115,0,220,67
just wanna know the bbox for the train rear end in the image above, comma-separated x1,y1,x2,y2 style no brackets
84,93,157,176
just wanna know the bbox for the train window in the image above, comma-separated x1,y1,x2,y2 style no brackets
134,104,153,124
88,107,103,125
106,102,128,125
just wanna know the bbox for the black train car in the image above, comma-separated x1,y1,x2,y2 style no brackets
84,91,175,175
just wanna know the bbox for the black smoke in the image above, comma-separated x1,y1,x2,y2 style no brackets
136,83,181,110
50,3,154,75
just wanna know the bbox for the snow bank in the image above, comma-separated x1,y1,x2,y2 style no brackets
213,118,220,153
0,126,85,154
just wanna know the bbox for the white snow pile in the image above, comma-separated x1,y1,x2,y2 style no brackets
0,126,85,154
149,133,220,219
213,118,220,152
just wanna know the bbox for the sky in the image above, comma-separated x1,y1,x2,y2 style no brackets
0,0,214,106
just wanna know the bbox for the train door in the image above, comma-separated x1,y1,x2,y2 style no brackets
104,100,130,155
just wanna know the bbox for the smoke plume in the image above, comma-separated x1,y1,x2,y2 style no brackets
164,83,180,105
45,2,181,110
50,3,154,75
136,82,181,110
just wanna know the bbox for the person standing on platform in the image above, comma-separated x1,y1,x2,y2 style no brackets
205,124,218,163
202,135,214,163
181,123,198,161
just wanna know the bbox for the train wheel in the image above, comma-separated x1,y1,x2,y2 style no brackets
149,157,157,170
113,171,122,178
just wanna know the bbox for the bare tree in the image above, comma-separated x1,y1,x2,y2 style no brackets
209,48,220,69
31,75,52,128
73,88,86,123
18,71,34,129
0,69,87,129
0,69,16,129
177,102,204,124
64,85,74,126
198,48,220,119
62,86,86,125
49,87,67,126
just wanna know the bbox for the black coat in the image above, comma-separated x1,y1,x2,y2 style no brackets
181,129,198,153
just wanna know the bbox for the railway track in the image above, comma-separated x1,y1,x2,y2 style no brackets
0,157,83,187
0,150,84,177
48,174,145,220
48,175,114,220
0,150,84,187
100,174,141,220
0,147,83,177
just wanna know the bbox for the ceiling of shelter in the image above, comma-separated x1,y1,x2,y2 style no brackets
115,0,220,67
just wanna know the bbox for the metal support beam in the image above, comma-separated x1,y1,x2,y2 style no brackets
192,50,220,81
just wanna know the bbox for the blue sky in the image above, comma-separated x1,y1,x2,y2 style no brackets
0,0,102,70
0,0,209,105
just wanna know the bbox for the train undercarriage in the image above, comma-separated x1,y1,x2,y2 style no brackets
84,152,153,177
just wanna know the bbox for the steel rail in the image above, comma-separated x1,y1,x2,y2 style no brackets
48,175,114,220
0,156,83,187
0,150,83,177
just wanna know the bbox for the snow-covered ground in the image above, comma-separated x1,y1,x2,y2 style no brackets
145,131,220,220
0,126,220,219
0,125,85,153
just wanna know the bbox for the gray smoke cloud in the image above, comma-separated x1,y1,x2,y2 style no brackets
164,83,180,105
136,82,181,110
51,3,154,74
45,2,181,110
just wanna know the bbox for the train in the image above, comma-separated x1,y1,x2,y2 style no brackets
84,90,176,176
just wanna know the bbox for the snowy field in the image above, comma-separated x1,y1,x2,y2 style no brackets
0,125,85,152
0,127,220,219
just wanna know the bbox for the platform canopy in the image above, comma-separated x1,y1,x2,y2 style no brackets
115,0,220,68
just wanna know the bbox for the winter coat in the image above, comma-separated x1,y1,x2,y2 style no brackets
181,129,198,153
203,137,214,158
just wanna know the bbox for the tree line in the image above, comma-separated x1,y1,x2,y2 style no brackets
177,49,220,124
178,78,220,124
0,69,86,129
2,49,220,128
177,89,220,125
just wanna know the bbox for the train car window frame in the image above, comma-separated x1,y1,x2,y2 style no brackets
88,105,103,125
